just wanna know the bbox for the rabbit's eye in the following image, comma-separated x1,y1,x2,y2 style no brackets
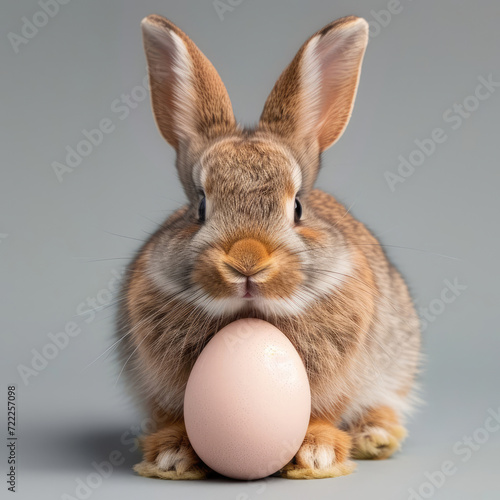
198,196,206,222
294,198,302,222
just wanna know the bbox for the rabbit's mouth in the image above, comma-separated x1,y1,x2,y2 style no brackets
242,276,258,299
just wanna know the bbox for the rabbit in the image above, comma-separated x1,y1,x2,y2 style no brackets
117,13,421,480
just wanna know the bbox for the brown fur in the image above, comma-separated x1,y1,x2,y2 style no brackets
281,418,355,479
120,14,421,480
141,15,236,149
135,420,210,479
347,406,408,459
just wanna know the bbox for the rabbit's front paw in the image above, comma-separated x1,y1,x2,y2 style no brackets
280,419,355,479
134,421,209,480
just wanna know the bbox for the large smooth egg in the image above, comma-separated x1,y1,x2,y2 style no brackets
184,318,311,480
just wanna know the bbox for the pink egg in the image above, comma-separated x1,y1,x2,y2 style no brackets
184,318,311,480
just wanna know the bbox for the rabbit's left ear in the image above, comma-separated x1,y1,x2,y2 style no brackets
259,16,368,154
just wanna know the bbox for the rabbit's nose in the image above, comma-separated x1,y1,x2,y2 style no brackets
225,238,271,277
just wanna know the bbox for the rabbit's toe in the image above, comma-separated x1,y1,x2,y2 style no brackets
280,420,355,479
134,421,209,480
351,424,407,459
347,406,407,460
134,455,208,480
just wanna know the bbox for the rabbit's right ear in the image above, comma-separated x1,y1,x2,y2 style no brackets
141,15,236,153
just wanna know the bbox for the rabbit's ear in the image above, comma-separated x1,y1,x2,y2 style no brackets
259,16,368,153
141,15,236,152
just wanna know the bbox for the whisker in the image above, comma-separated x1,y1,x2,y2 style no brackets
102,230,145,243
76,257,132,263
331,200,357,231
292,242,461,261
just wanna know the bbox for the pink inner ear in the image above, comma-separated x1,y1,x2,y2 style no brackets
142,23,179,84
301,22,368,151
141,20,195,149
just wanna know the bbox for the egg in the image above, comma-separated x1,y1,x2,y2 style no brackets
183,318,311,480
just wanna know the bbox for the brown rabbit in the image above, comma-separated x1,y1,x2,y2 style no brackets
118,14,421,480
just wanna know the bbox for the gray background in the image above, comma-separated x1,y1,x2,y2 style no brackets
1,0,499,499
